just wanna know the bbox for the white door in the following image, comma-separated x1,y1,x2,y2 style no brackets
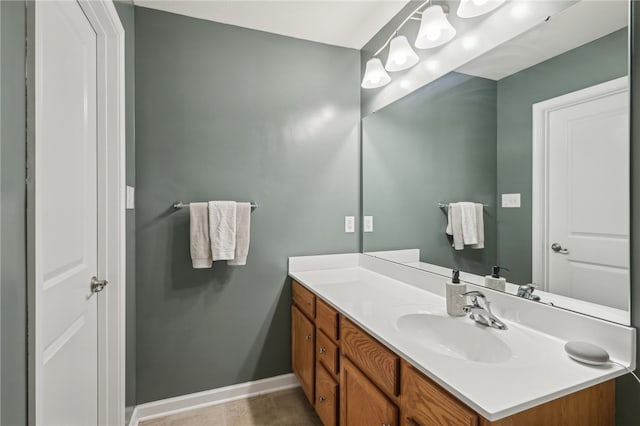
35,1,101,424
543,78,629,310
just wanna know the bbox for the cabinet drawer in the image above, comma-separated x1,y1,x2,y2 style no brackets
292,280,315,319
316,298,339,341
317,329,339,375
341,317,400,397
341,357,398,426
316,365,339,426
402,362,477,426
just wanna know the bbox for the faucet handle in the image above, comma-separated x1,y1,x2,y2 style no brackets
517,284,536,296
462,290,485,307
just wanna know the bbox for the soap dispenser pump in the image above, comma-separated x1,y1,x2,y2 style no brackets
485,265,508,292
446,270,466,316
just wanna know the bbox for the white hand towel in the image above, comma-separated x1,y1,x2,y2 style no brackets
190,202,212,268
460,202,478,245
208,201,236,261
471,203,484,249
228,202,251,266
446,203,464,250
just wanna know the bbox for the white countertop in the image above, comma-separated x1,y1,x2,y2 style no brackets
288,254,635,421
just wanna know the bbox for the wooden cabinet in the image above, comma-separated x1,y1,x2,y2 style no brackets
317,298,340,341
291,280,615,426
292,305,315,404
293,280,316,318
402,362,478,426
317,330,339,376
316,364,339,426
341,317,400,397
341,357,398,426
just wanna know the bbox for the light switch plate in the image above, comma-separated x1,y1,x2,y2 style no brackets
502,193,521,208
345,216,355,233
126,186,135,210
364,216,373,233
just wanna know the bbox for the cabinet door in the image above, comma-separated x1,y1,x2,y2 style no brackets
292,305,315,404
341,357,398,426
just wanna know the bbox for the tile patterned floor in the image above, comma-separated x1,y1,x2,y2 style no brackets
139,388,323,426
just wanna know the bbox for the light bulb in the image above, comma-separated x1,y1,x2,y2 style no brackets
385,35,419,72
361,58,391,89
415,5,456,49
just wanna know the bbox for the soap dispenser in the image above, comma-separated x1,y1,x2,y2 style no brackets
446,270,466,316
485,266,508,292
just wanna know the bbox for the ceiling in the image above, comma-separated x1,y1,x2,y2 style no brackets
133,0,411,49
457,1,628,81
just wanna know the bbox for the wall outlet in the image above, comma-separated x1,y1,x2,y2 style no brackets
345,216,355,233
126,186,135,210
364,216,373,233
502,193,521,208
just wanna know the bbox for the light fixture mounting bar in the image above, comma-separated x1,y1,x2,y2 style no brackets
372,0,431,57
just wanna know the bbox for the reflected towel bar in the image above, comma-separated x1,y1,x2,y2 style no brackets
437,202,489,208
173,201,259,209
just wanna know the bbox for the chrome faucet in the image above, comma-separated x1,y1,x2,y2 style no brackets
462,291,507,330
517,284,541,302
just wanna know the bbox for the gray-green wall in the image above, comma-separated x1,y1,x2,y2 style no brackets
363,72,497,276
496,28,628,285
113,0,137,412
134,7,360,403
1,1,27,425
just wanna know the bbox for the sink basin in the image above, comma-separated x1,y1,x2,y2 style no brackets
395,313,512,363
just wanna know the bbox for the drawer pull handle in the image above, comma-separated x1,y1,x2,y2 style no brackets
319,396,326,402
319,347,326,353
305,335,311,341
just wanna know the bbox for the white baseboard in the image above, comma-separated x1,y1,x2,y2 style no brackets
128,373,300,426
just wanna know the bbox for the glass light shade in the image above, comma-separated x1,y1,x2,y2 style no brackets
385,35,419,72
457,0,506,18
361,58,391,89
415,5,457,49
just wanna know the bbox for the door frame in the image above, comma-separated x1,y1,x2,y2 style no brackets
532,76,629,291
26,1,126,425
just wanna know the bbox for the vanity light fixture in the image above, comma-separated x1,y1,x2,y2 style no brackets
457,0,506,19
385,35,420,72
415,5,457,49
361,0,503,89
361,58,391,89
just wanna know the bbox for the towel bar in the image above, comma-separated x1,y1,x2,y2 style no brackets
437,202,489,208
173,201,259,209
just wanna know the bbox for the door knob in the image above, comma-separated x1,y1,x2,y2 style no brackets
91,276,108,293
305,335,311,341
319,347,326,354
551,243,569,254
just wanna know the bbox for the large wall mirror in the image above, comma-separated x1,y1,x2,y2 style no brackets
362,0,630,324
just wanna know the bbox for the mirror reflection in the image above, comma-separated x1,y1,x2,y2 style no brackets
362,1,630,324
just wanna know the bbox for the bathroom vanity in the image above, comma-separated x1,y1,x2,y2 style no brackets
289,254,634,425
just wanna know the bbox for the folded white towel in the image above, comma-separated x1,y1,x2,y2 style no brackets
190,202,212,268
228,202,251,266
460,202,478,245
208,201,236,261
446,203,464,250
471,203,484,249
